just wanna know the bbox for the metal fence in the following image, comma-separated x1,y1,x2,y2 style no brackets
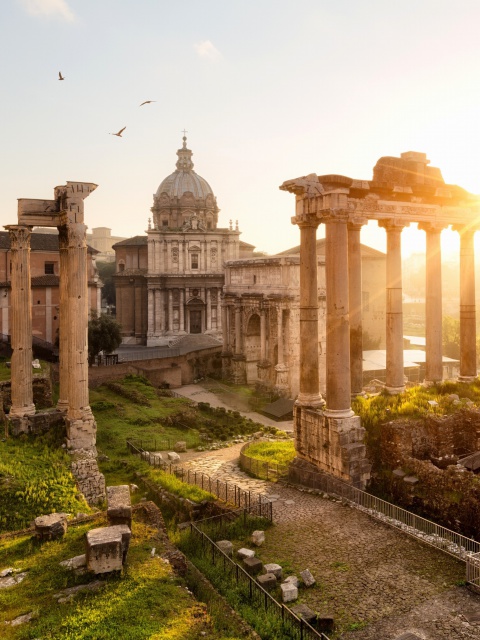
466,552,480,590
289,465,480,564
126,438,273,520
239,441,290,481
189,522,330,640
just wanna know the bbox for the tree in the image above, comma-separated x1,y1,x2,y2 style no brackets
442,315,460,359
88,312,122,365
96,260,116,307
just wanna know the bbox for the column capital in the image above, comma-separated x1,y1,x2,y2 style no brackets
378,219,409,232
318,209,350,224
452,224,479,235
418,221,446,233
347,215,367,230
292,213,321,229
5,225,32,249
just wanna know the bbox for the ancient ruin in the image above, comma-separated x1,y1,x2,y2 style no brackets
5,181,105,504
281,151,480,487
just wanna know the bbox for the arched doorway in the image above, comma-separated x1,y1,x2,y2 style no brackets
245,313,261,383
187,300,205,334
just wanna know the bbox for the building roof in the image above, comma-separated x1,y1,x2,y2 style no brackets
0,231,98,253
112,235,148,248
275,237,385,258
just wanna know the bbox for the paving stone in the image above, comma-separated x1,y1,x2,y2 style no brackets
106,484,131,527
59,554,86,570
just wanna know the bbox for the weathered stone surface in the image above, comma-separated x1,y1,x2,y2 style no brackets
70,451,106,505
243,556,263,576
257,572,277,590
264,563,282,579
0,567,13,577
54,580,105,603
291,603,317,624
107,484,132,527
0,572,27,589
59,554,86,570
5,611,35,626
167,451,181,462
280,581,298,602
35,513,67,540
251,530,265,546
216,540,233,556
174,441,187,452
86,526,127,574
300,568,316,587
283,575,299,587
237,547,255,560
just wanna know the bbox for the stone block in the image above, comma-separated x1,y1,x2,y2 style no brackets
291,603,317,624
107,485,132,527
257,572,277,590
167,451,181,462
243,556,263,576
59,554,86,570
316,615,335,633
403,475,419,486
280,581,298,602
35,513,68,541
264,563,282,579
300,568,316,587
86,526,130,574
174,441,187,452
283,575,299,587
110,524,132,563
216,540,233,556
237,547,255,560
393,468,406,479
251,530,265,546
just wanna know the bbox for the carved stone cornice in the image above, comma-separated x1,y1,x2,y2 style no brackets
378,219,410,232
5,225,31,251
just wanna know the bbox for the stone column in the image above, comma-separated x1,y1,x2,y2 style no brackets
206,288,212,330
234,302,243,355
147,288,154,336
297,219,325,407
154,289,161,333
276,306,284,364
232,301,246,384
419,223,443,383
324,216,353,416
168,289,173,332
458,227,477,381
348,220,364,397
380,220,406,393
222,302,230,352
179,288,185,332
6,225,35,417
57,225,69,411
260,306,267,361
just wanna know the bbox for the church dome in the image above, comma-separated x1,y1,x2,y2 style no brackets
155,136,215,200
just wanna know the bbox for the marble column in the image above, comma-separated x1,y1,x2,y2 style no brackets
57,225,69,411
216,295,222,331
324,217,353,416
419,223,443,383
348,221,364,397
234,302,243,355
147,288,154,336
380,220,406,393
6,225,35,417
221,302,229,352
154,289,161,333
168,289,173,332
206,288,212,330
297,219,324,407
260,307,267,361
276,306,284,364
458,227,477,381
179,288,185,332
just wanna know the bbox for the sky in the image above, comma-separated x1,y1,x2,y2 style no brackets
2,0,480,258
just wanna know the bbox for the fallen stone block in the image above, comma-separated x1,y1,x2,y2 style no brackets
251,530,265,546
316,615,335,633
257,572,277,590
237,547,255,560
167,451,181,462
283,575,299,587
0,571,27,589
216,540,233,556
264,563,282,580
243,556,263,576
59,554,86,570
35,513,68,541
174,441,187,452
54,580,105,603
280,581,298,603
300,568,316,587
291,603,317,625
86,526,130,574
5,611,35,626
107,485,132,527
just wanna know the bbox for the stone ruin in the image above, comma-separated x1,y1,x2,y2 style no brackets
5,182,105,505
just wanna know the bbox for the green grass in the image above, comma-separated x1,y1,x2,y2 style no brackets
0,357,51,382
0,515,248,639
242,441,296,467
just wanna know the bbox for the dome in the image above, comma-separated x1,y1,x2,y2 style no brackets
155,136,215,201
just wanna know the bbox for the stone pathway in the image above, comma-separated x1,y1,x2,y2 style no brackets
174,440,480,639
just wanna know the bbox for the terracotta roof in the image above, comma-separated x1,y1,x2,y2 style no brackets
112,235,148,248
31,275,59,286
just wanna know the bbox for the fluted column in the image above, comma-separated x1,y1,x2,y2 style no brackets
216,294,222,330
206,288,212,330
65,223,91,421
147,288,154,336
154,289,161,333
458,227,477,381
221,301,230,352
234,302,243,355
295,219,324,407
324,216,353,416
348,220,364,397
380,220,406,393
419,223,443,383
168,289,173,332
277,306,283,364
57,225,69,411
260,307,266,361
179,288,185,332
6,225,35,417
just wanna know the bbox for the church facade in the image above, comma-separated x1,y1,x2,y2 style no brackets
113,137,253,345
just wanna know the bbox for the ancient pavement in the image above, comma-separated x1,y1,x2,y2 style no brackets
173,384,480,640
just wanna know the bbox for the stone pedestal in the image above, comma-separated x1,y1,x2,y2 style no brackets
231,355,246,384
274,363,290,396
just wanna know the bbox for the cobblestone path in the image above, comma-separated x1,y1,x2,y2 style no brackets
176,443,480,640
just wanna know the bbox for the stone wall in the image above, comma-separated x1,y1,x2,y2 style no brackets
0,376,53,414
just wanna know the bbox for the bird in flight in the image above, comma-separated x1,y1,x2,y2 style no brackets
110,126,126,137
58,71,65,80
139,100,156,106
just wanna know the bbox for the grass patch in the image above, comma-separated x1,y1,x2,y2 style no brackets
242,441,295,466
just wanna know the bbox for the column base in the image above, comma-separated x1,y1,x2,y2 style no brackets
56,399,69,413
385,385,405,395
351,390,366,399
323,407,355,419
458,376,477,383
296,393,325,409
9,403,35,418
231,355,246,385
65,409,97,451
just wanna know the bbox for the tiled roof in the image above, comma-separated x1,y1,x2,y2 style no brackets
112,235,148,248
0,231,98,253
31,275,59,286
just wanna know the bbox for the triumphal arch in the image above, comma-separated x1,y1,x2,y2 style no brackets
6,181,105,504
281,151,479,488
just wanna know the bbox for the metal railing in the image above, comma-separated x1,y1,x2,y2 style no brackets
126,438,273,520
288,465,480,563
189,522,330,640
466,552,480,589
239,441,290,481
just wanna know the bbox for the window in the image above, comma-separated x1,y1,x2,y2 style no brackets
162,219,168,226
44,262,55,275
191,253,199,269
